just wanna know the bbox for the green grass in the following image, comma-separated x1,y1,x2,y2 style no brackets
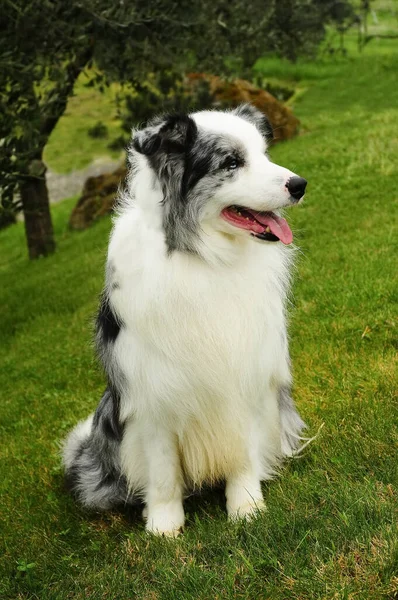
1,25,398,600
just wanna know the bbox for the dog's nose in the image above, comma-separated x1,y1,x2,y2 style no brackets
287,176,307,202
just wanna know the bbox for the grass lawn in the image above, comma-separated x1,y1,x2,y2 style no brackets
1,27,398,600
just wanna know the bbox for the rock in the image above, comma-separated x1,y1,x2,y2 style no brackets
68,164,127,230
186,73,299,142
48,158,122,204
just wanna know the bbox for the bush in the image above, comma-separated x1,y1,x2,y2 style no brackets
87,122,108,139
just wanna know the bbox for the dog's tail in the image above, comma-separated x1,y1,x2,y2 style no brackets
279,386,309,457
62,389,132,510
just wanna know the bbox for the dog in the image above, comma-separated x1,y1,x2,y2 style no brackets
63,104,308,536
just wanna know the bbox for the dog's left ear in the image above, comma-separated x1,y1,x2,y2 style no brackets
233,104,273,143
133,114,198,157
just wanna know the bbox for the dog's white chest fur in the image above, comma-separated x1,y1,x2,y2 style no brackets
109,207,291,485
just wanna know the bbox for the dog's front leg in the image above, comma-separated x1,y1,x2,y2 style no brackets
225,471,266,521
143,424,185,537
225,414,271,521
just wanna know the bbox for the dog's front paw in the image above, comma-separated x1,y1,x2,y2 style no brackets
226,477,266,522
144,501,185,537
226,486,266,522
227,498,266,521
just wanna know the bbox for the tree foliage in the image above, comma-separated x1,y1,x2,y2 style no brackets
0,0,354,257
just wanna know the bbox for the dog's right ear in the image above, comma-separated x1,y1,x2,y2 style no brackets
132,113,197,157
132,128,162,157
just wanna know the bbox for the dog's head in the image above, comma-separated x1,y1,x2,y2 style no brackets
129,104,306,257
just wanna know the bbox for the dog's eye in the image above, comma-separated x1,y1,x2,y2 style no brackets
223,156,240,172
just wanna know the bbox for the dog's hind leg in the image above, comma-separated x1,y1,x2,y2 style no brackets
278,385,307,457
62,388,131,509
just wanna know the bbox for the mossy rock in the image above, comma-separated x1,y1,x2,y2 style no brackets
68,165,127,230
186,73,300,142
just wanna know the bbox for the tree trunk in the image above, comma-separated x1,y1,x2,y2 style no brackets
20,158,55,259
17,47,93,259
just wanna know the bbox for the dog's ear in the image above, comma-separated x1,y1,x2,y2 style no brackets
132,127,162,156
133,114,198,157
233,104,273,143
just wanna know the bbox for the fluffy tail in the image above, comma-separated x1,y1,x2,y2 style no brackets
279,386,308,457
62,389,131,510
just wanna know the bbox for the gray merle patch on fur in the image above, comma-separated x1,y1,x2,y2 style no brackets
64,294,129,510
95,290,126,430
92,387,124,442
132,112,247,254
96,292,122,345
65,388,131,509
105,261,120,291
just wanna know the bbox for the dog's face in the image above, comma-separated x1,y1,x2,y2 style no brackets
130,104,306,255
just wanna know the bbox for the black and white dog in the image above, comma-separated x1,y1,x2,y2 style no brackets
63,104,308,536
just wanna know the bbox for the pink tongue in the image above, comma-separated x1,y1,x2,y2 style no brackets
247,211,293,245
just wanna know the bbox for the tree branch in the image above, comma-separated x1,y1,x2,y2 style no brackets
39,46,93,142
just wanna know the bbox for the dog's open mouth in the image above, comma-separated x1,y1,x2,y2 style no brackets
221,205,293,245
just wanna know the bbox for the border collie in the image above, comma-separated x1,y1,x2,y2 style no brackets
63,104,308,536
